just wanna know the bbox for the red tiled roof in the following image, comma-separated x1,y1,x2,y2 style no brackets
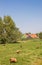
30,34,38,38
25,33,38,38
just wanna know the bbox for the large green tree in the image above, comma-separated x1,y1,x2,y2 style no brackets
3,16,22,43
0,16,22,43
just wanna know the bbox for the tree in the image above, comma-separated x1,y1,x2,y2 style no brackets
3,16,22,43
39,32,42,39
0,16,22,43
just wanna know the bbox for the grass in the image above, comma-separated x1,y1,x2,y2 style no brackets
0,39,42,65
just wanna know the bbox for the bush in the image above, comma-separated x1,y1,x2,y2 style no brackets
39,32,42,39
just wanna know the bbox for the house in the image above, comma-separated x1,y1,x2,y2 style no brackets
22,33,39,40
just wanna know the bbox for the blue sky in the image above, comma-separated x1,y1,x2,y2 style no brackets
0,0,42,33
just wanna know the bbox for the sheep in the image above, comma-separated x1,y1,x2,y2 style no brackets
10,58,17,63
16,50,22,54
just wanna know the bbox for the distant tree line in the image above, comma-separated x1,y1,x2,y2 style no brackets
0,16,22,44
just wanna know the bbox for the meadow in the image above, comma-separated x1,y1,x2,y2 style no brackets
0,39,42,65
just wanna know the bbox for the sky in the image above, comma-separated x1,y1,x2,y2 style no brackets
0,0,42,33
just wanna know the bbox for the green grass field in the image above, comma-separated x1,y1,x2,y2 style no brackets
0,39,42,65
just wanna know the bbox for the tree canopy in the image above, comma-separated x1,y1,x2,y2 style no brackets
0,16,22,44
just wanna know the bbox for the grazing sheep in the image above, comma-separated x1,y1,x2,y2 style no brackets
10,58,17,63
16,50,21,54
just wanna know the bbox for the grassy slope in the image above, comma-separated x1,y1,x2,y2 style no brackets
0,39,42,65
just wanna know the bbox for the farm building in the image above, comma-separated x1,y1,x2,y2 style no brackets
22,33,39,40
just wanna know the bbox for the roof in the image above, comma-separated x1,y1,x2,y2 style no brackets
30,34,38,38
26,33,39,38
